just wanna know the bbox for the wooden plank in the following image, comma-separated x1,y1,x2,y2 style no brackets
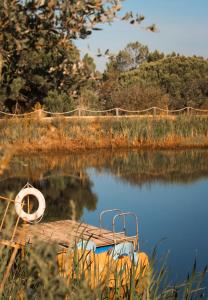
14,220,136,248
54,220,129,243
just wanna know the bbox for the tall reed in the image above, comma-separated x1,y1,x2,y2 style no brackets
1,115,208,152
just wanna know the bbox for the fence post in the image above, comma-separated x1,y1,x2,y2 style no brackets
115,108,119,116
187,107,190,115
36,108,43,118
78,108,81,117
153,107,156,117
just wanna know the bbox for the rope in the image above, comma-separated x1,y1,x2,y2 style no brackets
167,108,187,113
82,108,115,113
189,107,208,112
42,108,79,115
118,107,153,113
22,182,34,189
155,107,187,112
1,106,208,117
154,107,168,112
0,111,36,116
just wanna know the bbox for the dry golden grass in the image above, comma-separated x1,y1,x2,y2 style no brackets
0,147,14,176
0,115,208,153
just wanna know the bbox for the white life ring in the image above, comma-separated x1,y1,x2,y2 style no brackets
15,187,46,222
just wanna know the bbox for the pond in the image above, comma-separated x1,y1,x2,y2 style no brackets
1,149,208,285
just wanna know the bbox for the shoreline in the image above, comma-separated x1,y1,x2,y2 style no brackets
3,137,208,155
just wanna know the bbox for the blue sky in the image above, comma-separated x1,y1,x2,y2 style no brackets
76,0,208,71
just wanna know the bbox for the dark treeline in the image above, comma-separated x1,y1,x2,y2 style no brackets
0,1,207,113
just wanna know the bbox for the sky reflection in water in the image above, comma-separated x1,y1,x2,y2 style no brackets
82,154,208,282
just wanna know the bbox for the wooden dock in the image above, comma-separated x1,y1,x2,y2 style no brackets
0,195,139,293
14,219,136,250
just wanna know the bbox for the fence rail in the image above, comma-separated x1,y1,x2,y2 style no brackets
1,106,208,118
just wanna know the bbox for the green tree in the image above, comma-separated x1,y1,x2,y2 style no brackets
100,81,168,110
147,50,165,62
119,54,208,109
82,54,96,76
0,0,142,113
112,42,149,72
76,54,102,110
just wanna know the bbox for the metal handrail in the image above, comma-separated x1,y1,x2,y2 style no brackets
99,209,126,234
112,212,139,251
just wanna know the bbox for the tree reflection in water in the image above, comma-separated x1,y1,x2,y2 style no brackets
0,158,97,221
0,149,208,221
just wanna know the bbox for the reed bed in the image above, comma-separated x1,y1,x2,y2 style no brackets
0,115,208,152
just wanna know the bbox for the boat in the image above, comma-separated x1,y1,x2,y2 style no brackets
56,209,149,293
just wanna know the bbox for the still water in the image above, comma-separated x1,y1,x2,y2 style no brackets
1,149,208,284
